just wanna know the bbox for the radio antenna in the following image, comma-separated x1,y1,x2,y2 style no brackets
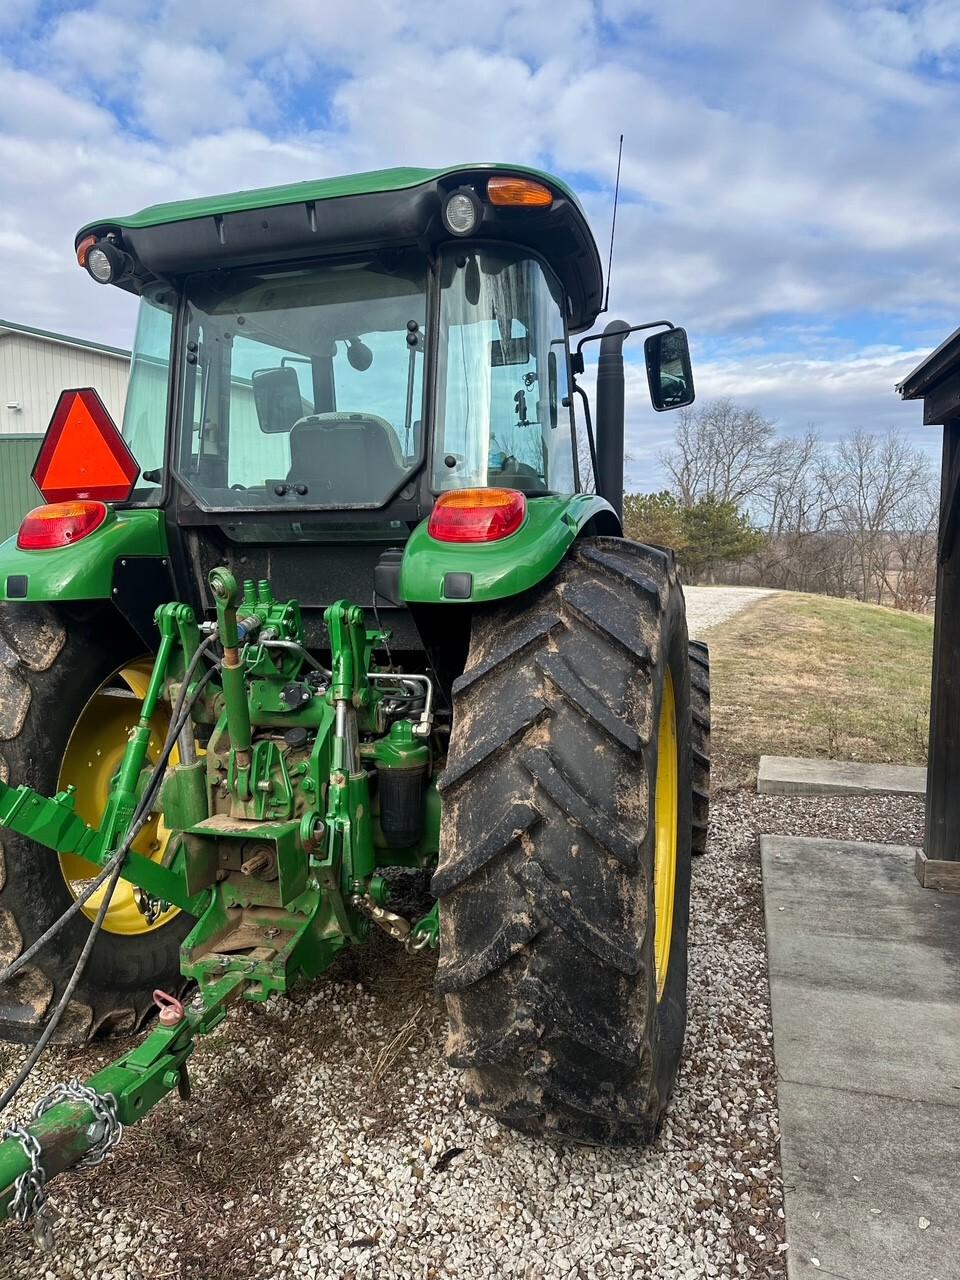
601,133,624,314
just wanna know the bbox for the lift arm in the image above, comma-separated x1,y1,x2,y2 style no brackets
0,971,246,1236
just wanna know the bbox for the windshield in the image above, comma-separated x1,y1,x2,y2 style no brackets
176,254,427,509
434,246,576,494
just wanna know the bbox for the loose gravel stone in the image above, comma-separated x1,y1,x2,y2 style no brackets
684,588,777,638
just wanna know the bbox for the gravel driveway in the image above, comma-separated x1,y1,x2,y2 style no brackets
0,786,786,1280
0,786,924,1280
684,587,776,638
0,576,914,1280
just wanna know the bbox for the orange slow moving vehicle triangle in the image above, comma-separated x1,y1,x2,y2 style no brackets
33,387,139,503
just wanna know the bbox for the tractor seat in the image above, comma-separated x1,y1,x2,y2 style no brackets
287,412,404,503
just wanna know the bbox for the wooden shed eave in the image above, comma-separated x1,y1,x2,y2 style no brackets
899,326,960,400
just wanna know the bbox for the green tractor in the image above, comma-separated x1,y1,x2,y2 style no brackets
0,165,705,1230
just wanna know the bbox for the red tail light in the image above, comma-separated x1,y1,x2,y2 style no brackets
17,501,108,550
428,488,526,543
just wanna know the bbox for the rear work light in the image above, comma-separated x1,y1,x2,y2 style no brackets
17,501,108,550
442,187,482,237
76,233,133,285
428,488,526,543
486,176,553,207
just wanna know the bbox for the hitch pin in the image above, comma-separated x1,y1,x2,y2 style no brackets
153,989,185,1028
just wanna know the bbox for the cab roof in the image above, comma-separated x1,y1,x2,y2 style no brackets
76,163,605,332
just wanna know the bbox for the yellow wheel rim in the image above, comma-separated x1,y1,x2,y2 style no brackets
57,660,180,936
653,668,678,1001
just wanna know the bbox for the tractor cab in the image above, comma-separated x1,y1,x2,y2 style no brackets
127,242,574,508
60,165,694,650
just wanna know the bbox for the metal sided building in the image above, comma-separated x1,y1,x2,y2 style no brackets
0,320,129,541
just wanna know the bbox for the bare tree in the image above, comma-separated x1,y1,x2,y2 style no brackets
660,399,780,508
654,402,938,610
750,430,834,590
823,428,933,603
878,480,939,611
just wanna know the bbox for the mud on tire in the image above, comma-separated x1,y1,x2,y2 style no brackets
434,538,693,1144
689,639,711,856
0,605,190,1045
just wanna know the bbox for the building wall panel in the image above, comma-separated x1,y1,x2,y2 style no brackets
0,435,43,542
0,330,131,540
0,334,129,436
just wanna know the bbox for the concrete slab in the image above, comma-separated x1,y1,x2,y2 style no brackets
761,836,960,1280
757,755,926,797
777,1082,960,1280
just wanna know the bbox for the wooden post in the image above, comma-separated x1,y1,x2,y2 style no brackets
898,333,960,887
922,411,960,884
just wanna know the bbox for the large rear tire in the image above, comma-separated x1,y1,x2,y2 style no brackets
0,605,190,1044
434,538,692,1144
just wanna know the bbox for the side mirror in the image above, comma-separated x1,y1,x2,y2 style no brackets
252,366,304,434
644,327,695,412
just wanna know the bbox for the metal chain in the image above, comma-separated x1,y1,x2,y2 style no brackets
351,892,439,954
133,887,167,926
1,1124,44,1223
1,1082,122,1250
33,1080,123,1168
0,1123,55,1248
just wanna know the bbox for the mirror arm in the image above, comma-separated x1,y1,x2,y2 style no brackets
570,380,599,486
574,319,675,371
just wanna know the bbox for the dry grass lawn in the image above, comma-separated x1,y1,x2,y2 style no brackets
700,591,933,786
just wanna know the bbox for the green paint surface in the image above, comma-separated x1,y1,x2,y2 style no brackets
399,493,618,603
0,559,455,1218
0,508,167,601
77,163,584,237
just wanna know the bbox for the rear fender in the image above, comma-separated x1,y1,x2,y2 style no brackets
399,494,620,604
0,509,174,645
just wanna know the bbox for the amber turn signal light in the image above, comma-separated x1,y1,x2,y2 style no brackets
487,177,553,207
75,234,98,268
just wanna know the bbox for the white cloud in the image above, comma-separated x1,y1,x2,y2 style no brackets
332,47,558,165
0,62,112,138
135,42,274,141
44,9,140,82
0,0,956,477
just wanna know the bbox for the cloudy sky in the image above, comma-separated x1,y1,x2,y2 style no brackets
1,0,957,487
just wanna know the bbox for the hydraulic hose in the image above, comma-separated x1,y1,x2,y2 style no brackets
0,641,220,1114
0,636,218,990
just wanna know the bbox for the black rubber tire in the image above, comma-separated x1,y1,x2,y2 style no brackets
434,537,693,1144
0,604,191,1045
689,640,711,856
